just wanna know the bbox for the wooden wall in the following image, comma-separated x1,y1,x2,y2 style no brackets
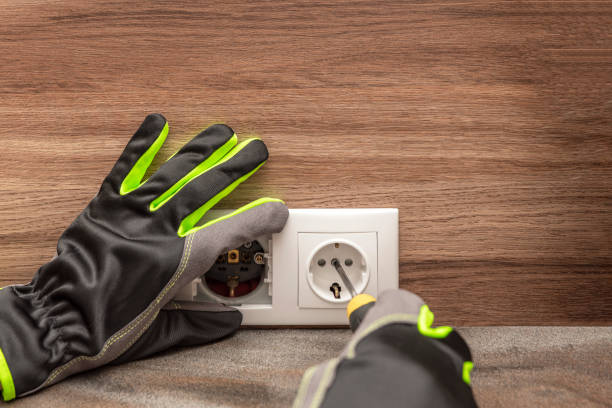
1,0,611,324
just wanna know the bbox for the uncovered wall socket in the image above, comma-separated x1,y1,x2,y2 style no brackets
175,208,398,326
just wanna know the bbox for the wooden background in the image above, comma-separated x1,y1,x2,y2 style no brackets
1,0,610,325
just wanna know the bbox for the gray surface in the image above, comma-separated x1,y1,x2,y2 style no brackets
7,327,612,407
463,327,612,408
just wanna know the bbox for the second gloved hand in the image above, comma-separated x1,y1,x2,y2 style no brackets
293,290,478,408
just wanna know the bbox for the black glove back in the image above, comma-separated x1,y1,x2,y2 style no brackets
0,114,288,400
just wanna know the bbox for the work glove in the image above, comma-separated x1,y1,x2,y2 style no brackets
292,290,478,408
0,114,288,401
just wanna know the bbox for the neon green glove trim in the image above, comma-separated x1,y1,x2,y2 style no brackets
462,361,474,386
178,160,266,237
417,304,453,339
186,197,285,235
149,134,238,211
120,122,169,195
0,348,16,401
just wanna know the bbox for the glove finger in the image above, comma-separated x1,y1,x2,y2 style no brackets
137,124,238,209
177,198,288,286
106,113,169,195
160,138,269,234
112,301,242,365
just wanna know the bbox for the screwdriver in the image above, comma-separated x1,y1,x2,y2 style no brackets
331,258,357,297
330,258,376,331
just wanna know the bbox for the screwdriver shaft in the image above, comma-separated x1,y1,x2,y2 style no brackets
331,258,357,297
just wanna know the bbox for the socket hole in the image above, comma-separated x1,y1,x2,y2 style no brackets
317,259,326,267
345,258,353,266
330,282,342,299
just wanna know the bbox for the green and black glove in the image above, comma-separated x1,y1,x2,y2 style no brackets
293,289,478,408
0,114,288,401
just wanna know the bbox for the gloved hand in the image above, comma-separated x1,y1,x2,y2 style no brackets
292,290,478,408
0,114,288,401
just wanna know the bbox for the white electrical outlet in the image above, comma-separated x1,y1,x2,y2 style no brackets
299,232,377,307
175,208,398,326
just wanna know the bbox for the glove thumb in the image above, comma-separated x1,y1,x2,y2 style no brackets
112,301,242,365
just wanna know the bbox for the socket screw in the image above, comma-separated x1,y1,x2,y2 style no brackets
317,259,326,267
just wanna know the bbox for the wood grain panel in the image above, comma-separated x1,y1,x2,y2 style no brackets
1,0,610,324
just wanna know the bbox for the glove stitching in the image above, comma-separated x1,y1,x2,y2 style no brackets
43,234,195,386
44,233,194,384
113,308,161,365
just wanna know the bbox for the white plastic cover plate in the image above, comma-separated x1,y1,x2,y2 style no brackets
178,208,399,326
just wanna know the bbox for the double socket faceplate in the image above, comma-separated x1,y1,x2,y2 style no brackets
176,208,399,326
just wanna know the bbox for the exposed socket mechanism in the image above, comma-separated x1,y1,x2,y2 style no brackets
175,238,273,307
174,208,399,326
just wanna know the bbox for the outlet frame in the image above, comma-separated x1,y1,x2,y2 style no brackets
178,208,399,326
244,208,398,325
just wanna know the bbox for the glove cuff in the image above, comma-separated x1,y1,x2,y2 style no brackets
0,285,83,399
0,342,15,401
0,286,46,399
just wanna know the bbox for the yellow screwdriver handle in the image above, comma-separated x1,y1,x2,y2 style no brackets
347,294,377,331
